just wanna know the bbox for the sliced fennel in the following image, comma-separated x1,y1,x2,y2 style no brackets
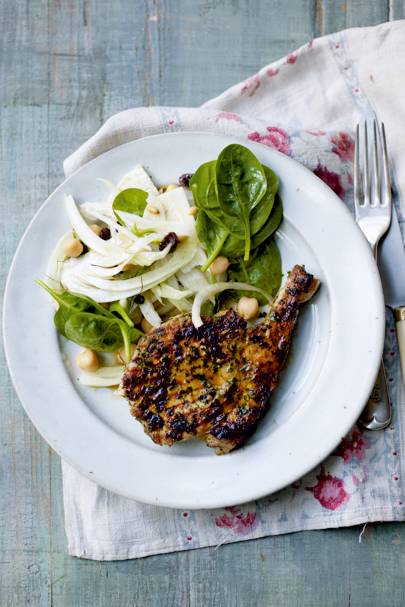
64,195,121,256
191,282,272,328
139,294,162,327
117,164,158,197
168,297,192,313
78,365,125,387
177,267,211,292
153,283,193,300
46,231,71,289
61,236,197,302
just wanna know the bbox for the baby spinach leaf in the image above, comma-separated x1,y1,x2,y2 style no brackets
112,188,148,225
196,210,229,272
54,306,71,338
228,239,282,303
37,282,110,315
216,144,267,260
38,280,111,337
109,301,134,327
64,313,125,352
191,160,245,240
250,165,279,235
190,161,218,211
65,312,143,355
196,190,282,263
251,194,283,249
219,233,245,258
37,280,143,357
129,326,144,342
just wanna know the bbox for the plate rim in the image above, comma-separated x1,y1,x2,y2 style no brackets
3,130,385,508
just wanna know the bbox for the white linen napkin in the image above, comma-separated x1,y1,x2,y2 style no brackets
62,20,405,560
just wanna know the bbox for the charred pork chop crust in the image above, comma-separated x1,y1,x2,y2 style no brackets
120,265,320,454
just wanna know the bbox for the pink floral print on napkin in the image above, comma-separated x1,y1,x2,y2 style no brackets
306,468,350,510
313,164,345,198
331,131,355,161
215,506,257,535
215,111,242,123
241,74,261,97
305,129,327,136
248,126,290,155
286,51,298,64
335,427,370,463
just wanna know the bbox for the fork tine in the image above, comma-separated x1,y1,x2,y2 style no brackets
372,120,381,205
354,123,361,210
381,122,392,206
363,122,370,206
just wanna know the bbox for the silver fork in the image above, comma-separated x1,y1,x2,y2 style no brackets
354,120,392,430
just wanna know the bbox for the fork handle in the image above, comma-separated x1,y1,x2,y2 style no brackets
395,307,405,385
359,241,392,430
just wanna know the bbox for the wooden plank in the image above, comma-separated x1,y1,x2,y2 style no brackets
390,0,405,18
46,0,149,185
50,551,192,606
186,525,405,607
320,0,390,35
0,1,52,605
49,526,405,607
158,0,317,106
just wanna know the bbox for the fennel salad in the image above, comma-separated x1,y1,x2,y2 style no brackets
39,143,283,387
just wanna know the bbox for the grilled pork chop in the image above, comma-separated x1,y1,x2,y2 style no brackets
120,265,319,454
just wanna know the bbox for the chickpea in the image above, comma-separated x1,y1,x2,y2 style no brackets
89,223,102,236
210,256,229,275
116,343,136,363
237,296,259,321
141,318,153,333
188,206,198,216
76,349,100,372
63,237,84,258
165,184,178,192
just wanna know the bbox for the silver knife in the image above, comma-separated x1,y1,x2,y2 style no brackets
360,203,405,428
378,203,405,382
359,208,404,429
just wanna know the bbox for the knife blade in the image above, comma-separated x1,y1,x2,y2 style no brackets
379,204,405,307
379,203,405,381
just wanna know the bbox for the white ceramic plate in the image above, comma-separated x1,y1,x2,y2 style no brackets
3,132,385,509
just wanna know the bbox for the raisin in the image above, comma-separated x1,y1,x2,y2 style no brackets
99,227,111,240
159,232,178,253
178,173,193,188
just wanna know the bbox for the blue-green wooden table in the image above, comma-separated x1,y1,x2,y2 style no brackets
2,2,405,605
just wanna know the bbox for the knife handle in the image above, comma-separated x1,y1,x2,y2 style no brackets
395,307,405,384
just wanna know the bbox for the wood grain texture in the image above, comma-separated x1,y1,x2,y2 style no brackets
318,0,390,35
390,0,405,18
1,1,405,605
